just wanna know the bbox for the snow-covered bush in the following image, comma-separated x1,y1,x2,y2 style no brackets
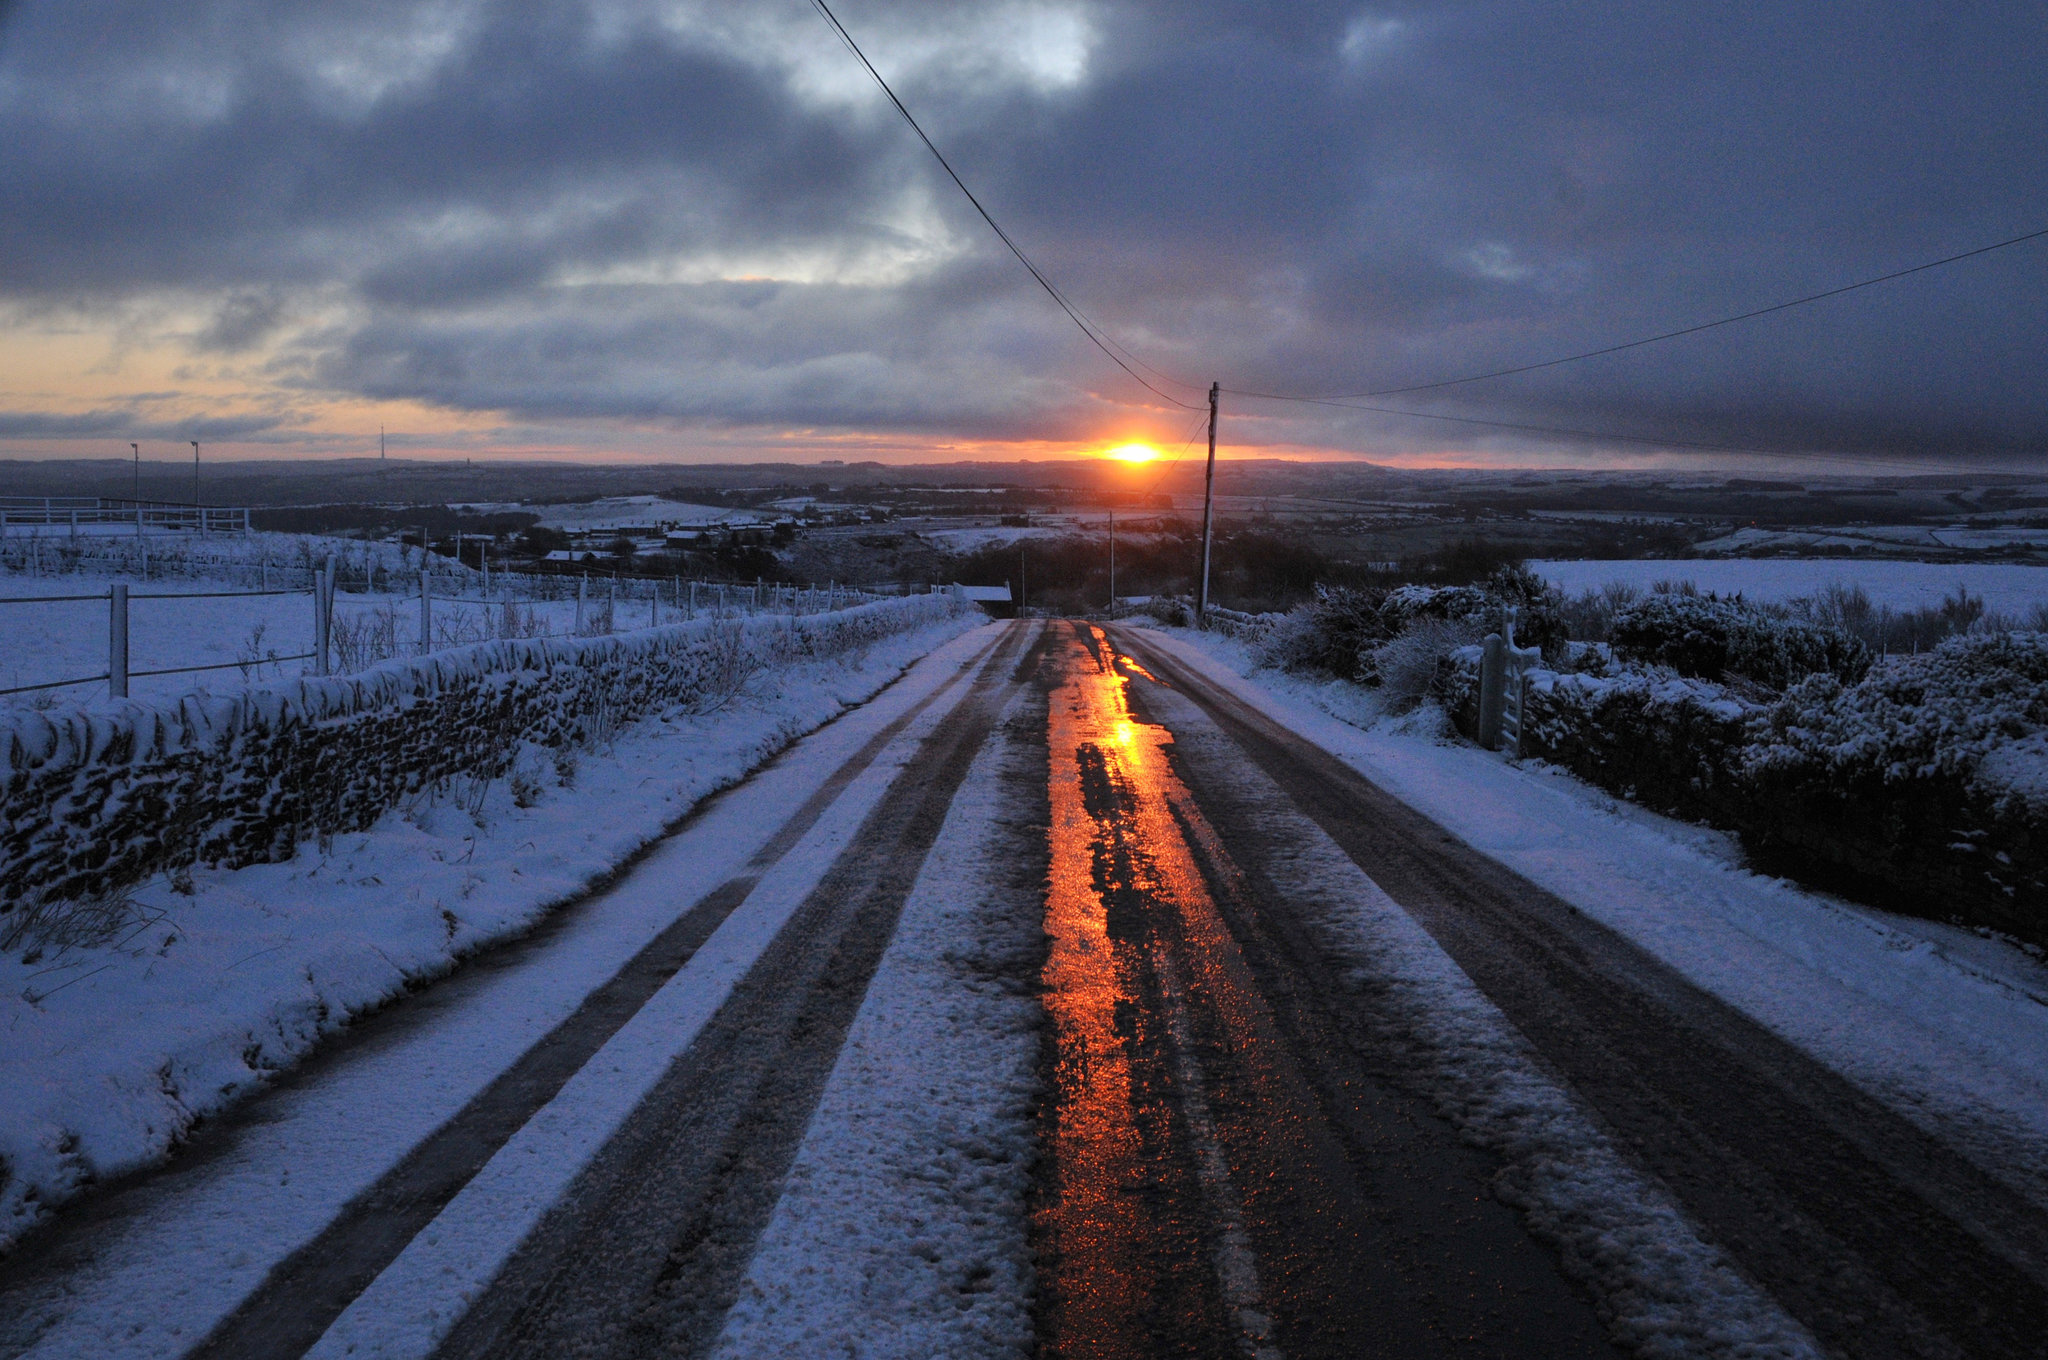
1611,593,1870,691
1376,616,1489,711
1749,631,2048,810
1449,628,2048,941
1735,632,2048,937
0,595,968,928
1256,586,1384,678
1557,580,1642,643
1258,567,1562,684
1519,669,1761,825
1139,596,1192,627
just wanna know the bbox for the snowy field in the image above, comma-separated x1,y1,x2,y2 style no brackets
1532,557,2048,614
1695,525,2048,556
472,495,751,531
0,578,779,704
0,612,989,1256
913,524,1059,551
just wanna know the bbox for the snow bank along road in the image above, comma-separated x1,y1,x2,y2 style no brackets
3,618,2045,1358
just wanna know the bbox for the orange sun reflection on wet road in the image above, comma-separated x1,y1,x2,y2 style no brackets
1035,622,1279,1360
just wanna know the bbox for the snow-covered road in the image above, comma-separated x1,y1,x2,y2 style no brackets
4,617,2045,1359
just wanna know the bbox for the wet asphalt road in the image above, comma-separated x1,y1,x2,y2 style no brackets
1032,622,1617,1360
7,616,2046,1359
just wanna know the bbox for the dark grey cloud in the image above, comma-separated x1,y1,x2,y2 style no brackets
1,0,2043,461
0,406,293,440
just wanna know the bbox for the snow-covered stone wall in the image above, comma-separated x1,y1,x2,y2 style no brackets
1,595,967,914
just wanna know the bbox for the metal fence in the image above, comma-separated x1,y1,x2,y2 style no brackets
0,579,329,699
0,496,251,537
0,565,897,701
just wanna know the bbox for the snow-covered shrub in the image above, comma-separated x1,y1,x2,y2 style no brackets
1741,633,2048,933
1256,586,1384,677
1139,596,1192,627
1260,567,1562,684
0,595,969,925
1749,631,2048,810
1519,670,1761,824
1557,580,1642,643
1611,593,1870,691
1435,645,1484,728
1374,616,1489,712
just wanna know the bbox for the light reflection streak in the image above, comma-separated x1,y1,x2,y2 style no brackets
1037,622,1279,1359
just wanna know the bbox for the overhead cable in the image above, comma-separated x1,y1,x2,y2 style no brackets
1228,223,2048,403
806,0,1202,411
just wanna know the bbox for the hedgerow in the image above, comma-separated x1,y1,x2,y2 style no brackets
1610,593,1870,691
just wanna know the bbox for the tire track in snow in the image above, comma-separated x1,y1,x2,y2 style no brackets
181,627,1019,1360
417,621,1047,1360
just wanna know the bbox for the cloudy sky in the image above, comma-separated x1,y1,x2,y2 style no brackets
0,0,2041,467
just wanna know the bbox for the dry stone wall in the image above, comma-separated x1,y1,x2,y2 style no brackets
2,596,968,913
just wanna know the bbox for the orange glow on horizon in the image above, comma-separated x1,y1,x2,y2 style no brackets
1103,442,1159,464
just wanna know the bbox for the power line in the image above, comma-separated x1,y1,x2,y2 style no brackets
805,0,1202,411
1229,223,2048,403
805,0,2032,468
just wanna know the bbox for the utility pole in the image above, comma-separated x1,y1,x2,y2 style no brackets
1108,505,1116,614
190,440,200,506
131,443,139,498
1197,381,1219,626
380,425,386,461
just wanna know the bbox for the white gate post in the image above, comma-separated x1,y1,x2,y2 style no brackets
109,583,129,699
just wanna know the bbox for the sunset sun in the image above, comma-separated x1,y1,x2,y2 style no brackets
1105,442,1159,464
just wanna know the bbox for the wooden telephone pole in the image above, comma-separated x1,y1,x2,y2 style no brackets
1108,505,1115,614
1197,382,1218,626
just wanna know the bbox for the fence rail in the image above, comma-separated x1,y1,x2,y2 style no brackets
0,565,899,701
0,496,251,537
